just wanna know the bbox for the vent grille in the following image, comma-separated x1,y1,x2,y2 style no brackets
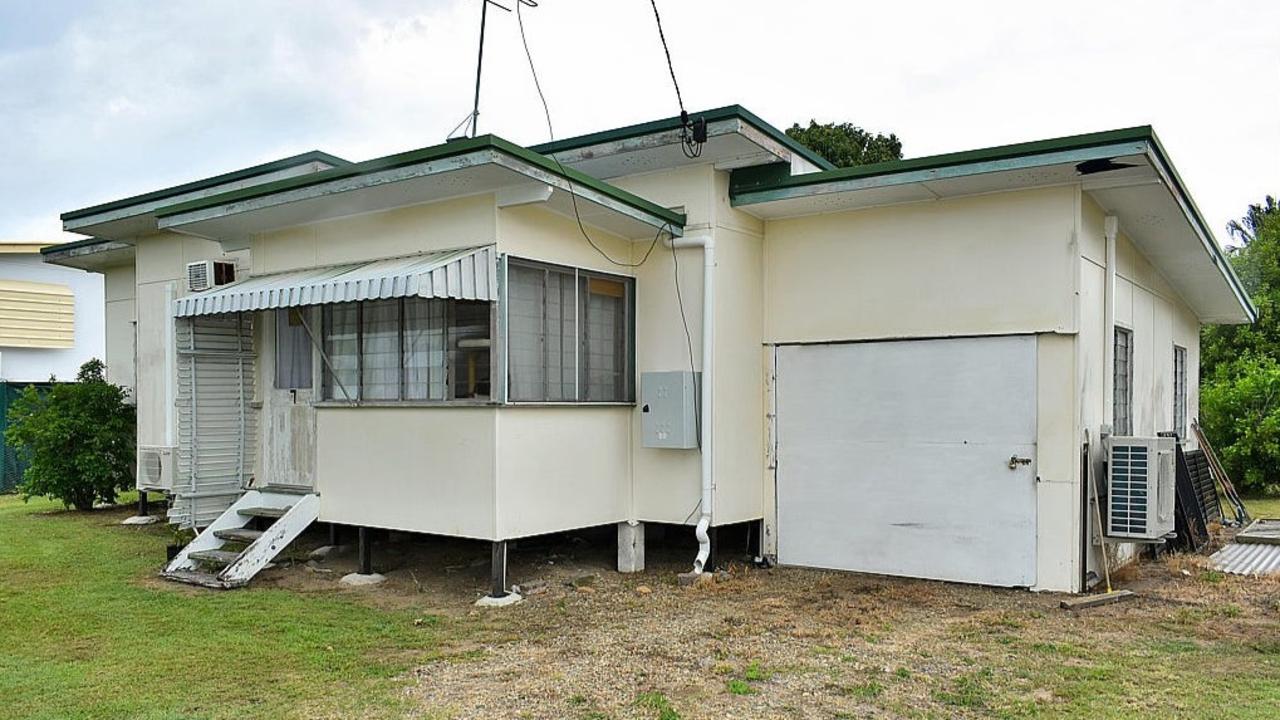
1109,444,1149,535
187,262,210,293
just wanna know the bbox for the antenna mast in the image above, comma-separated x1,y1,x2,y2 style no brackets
450,0,538,140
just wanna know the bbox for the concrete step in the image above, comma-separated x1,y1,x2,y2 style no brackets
189,549,243,567
238,506,290,519
213,528,264,543
160,569,229,589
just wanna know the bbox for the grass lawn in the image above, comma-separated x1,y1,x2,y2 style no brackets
1244,495,1280,519
0,493,449,720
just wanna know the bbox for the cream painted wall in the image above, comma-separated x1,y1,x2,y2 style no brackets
315,407,497,539
251,194,497,275
763,187,1079,343
102,263,136,395
1077,193,1203,583
495,407,631,538
133,232,243,450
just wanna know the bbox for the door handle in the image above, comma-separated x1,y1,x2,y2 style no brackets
1008,455,1032,470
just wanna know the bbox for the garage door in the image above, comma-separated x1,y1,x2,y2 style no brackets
775,335,1037,587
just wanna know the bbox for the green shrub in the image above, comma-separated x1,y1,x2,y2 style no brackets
5,359,135,510
1200,353,1280,495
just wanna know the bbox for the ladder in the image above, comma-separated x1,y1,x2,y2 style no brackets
161,489,319,589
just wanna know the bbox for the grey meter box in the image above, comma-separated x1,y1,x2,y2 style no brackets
641,371,700,449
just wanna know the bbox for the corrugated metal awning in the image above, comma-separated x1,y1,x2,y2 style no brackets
173,245,496,317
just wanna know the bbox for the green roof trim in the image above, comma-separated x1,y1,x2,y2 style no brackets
154,134,686,229
61,150,352,222
39,237,119,255
531,105,838,172
732,126,1157,195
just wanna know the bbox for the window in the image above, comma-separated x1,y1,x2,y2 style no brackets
506,259,634,403
321,298,491,402
274,309,313,389
1173,344,1188,439
1113,327,1133,435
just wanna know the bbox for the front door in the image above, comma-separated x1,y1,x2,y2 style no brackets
262,308,316,490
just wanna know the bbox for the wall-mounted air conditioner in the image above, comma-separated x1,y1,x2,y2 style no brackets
138,445,175,492
186,260,236,293
1106,435,1176,540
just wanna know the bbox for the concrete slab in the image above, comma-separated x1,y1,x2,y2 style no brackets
122,515,160,525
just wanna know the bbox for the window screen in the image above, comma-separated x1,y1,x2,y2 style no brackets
321,298,489,402
323,303,359,401
274,308,312,389
1113,327,1133,435
404,297,447,401
361,299,400,400
1174,344,1188,439
506,259,633,403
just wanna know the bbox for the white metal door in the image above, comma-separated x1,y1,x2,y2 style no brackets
775,335,1038,587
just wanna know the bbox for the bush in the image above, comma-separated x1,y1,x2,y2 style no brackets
4,359,135,510
1200,353,1280,496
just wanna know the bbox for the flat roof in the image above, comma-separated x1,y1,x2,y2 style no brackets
733,125,1255,325
61,150,351,222
154,134,685,229
532,105,837,172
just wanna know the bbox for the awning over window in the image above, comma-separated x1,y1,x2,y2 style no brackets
173,245,496,317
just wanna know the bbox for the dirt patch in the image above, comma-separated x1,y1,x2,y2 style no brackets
244,526,1280,719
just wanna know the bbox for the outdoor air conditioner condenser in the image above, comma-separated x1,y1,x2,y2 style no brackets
1105,435,1176,540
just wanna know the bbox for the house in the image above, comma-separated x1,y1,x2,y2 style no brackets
43,106,1254,595
1,240,106,493
0,240,104,383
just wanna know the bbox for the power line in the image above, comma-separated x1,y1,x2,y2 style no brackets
515,0,668,268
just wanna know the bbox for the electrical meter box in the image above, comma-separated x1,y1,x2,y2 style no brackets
641,371,700,449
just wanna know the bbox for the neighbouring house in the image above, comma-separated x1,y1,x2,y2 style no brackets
0,240,104,383
43,106,1253,594
1,240,106,492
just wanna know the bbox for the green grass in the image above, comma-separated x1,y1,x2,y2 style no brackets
0,494,446,720
633,691,681,720
1243,495,1280,519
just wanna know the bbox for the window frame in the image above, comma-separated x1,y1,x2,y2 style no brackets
501,255,636,405
1113,326,1134,436
1173,344,1188,439
316,297,497,406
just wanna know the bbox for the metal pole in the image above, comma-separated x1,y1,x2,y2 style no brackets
329,522,340,547
490,540,508,597
358,527,372,575
138,490,149,517
471,0,489,137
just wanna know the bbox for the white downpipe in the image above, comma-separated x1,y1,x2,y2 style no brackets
1103,216,1118,431
670,230,715,574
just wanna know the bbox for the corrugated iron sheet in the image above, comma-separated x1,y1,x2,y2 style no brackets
173,245,496,317
1210,542,1280,576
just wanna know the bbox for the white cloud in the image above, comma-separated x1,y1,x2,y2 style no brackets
1,0,1276,244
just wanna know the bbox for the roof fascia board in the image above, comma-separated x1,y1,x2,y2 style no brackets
156,136,684,232
1142,142,1256,322
532,105,837,172
60,151,350,224
731,142,1148,206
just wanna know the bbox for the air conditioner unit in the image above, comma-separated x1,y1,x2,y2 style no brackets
1106,435,1176,540
138,445,175,492
186,260,236,293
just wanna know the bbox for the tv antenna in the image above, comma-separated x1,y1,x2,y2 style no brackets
448,0,538,141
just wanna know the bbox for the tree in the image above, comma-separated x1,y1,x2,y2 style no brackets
5,359,136,510
1200,196,1280,494
785,120,903,168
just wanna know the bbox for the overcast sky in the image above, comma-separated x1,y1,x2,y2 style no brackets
2,0,1276,245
